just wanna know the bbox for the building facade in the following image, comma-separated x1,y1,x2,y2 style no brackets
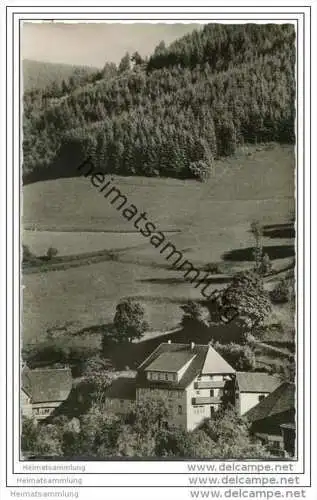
105,341,236,431
234,372,282,415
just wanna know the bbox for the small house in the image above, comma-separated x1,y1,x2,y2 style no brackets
21,366,72,421
244,382,295,456
235,371,282,415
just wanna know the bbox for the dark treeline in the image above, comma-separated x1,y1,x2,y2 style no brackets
23,24,295,183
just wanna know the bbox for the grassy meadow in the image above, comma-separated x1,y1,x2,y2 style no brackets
22,144,295,343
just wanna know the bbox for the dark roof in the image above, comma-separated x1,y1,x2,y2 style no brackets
146,351,196,373
236,372,282,393
22,367,72,403
245,382,295,423
136,342,235,390
104,377,136,400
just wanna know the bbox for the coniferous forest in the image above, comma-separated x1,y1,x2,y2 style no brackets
23,24,295,184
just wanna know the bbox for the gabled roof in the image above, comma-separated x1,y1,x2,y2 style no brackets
22,367,72,404
104,377,136,400
146,351,196,373
202,345,235,375
137,342,235,390
236,372,282,393
245,382,295,423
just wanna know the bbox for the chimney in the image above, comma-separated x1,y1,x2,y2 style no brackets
167,340,172,344
190,342,195,350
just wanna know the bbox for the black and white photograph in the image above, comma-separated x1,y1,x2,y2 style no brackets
19,20,298,462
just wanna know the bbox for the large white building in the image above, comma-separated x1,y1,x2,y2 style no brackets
105,341,235,431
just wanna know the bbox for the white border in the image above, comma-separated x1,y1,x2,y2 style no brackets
1,2,314,497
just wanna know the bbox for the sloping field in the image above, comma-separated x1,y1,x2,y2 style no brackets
22,144,295,342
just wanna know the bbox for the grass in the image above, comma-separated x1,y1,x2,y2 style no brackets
22,144,295,343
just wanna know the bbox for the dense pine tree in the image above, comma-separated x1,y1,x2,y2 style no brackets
23,24,295,183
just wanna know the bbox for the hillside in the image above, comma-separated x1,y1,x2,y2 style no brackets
23,144,295,342
23,24,295,184
23,59,99,92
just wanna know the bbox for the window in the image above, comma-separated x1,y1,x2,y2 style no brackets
258,395,265,402
270,440,282,451
165,373,169,381
178,405,182,415
120,399,124,408
210,389,215,397
196,390,200,395
173,373,177,381
178,392,182,399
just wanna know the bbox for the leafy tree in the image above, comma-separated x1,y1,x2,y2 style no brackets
81,357,113,404
217,270,272,329
113,298,149,342
201,405,270,459
62,404,122,458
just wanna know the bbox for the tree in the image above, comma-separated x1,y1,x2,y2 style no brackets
212,341,256,371
217,270,272,329
21,417,63,457
118,52,131,73
201,405,270,459
131,51,144,66
81,356,113,404
180,300,210,330
46,246,58,260
259,253,272,276
113,299,149,342
21,416,38,453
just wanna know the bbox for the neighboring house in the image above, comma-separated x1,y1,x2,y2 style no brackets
244,382,295,456
104,341,235,431
21,366,72,421
234,372,282,415
104,377,136,414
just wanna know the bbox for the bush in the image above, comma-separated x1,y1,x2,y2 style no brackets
22,244,39,265
46,246,58,260
270,279,291,304
188,160,212,182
